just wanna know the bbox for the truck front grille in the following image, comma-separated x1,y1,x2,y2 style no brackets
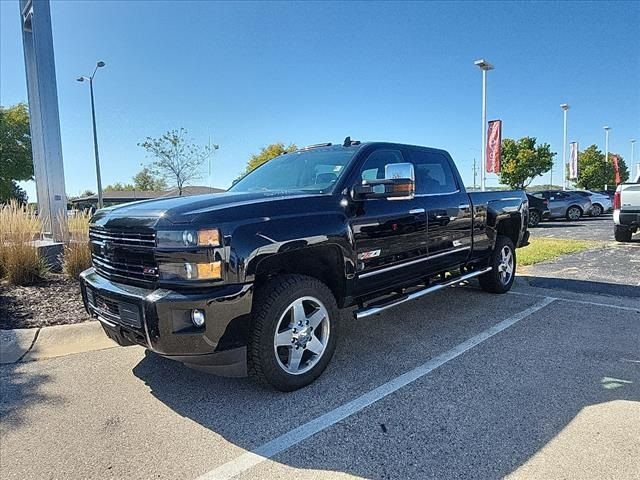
89,226,158,286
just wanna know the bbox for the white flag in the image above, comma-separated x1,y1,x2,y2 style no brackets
569,142,578,179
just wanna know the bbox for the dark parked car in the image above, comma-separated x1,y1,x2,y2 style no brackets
80,139,529,391
531,190,592,220
526,193,550,227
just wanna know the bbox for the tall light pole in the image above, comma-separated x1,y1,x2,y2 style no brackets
560,104,569,190
603,126,611,190
631,139,637,177
77,61,106,209
474,59,494,191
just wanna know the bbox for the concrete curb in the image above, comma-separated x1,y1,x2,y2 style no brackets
0,321,117,365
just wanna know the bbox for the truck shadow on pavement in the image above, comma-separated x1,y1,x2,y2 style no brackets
520,275,640,298
132,287,640,480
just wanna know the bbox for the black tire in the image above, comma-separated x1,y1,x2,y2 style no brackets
614,225,633,242
479,236,516,294
248,274,339,391
528,210,541,227
566,205,582,221
591,203,603,217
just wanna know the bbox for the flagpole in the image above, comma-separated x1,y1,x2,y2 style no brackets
561,104,569,190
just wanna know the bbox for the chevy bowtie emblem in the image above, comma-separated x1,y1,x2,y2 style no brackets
100,241,114,258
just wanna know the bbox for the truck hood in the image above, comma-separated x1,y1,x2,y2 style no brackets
91,190,316,229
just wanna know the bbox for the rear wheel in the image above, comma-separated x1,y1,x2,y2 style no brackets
528,210,541,227
614,225,633,242
248,274,338,391
591,203,603,217
479,236,516,294
566,206,582,221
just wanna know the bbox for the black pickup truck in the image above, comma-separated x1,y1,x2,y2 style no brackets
80,139,529,391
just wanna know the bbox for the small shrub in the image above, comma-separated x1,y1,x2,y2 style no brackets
62,210,92,278
0,201,47,285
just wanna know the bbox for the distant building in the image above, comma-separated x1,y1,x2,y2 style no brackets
69,185,225,210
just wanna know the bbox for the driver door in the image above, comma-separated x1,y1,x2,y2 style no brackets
350,148,428,294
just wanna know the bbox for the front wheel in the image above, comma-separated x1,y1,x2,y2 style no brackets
479,236,516,294
528,210,541,227
248,274,338,391
566,206,582,221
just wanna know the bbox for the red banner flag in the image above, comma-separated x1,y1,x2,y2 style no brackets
486,120,502,173
612,154,621,185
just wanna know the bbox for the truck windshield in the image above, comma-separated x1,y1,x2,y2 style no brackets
229,148,357,194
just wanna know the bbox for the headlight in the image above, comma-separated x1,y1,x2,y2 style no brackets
156,228,221,248
159,261,222,281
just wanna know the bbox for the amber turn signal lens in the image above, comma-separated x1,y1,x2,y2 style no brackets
198,229,220,246
196,261,222,280
394,183,413,193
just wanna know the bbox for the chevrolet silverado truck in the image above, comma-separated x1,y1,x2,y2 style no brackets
80,139,529,391
614,171,640,242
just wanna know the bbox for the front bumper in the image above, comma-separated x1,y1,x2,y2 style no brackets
79,268,253,375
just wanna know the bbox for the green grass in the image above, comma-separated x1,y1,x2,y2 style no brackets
517,237,600,266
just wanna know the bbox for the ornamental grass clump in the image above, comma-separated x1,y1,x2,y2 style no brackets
0,201,47,285
62,210,92,278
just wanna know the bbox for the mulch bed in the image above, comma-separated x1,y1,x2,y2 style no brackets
0,274,93,329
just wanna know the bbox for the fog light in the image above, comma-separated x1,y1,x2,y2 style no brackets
191,309,206,327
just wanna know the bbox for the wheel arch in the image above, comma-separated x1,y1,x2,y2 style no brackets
253,245,349,307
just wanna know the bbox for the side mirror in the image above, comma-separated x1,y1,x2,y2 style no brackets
353,162,415,200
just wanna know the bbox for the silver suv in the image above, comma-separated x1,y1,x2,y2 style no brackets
531,190,593,221
568,190,612,217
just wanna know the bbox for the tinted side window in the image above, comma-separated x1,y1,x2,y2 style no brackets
409,150,458,194
359,149,405,181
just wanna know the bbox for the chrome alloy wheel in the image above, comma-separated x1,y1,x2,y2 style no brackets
273,296,330,375
497,246,514,285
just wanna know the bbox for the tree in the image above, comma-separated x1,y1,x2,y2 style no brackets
0,103,33,203
575,145,630,190
498,137,555,190
133,166,167,191
241,142,297,177
104,182,134,191
138,128,215,195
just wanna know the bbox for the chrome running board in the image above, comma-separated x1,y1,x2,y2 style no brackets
355,267,492,319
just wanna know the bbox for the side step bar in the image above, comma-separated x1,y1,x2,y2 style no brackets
355,267,492,319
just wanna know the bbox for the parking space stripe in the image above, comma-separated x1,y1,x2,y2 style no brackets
509,291,640,312
196,297,556,480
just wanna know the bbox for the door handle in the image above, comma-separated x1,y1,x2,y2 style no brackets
409,208,425,214
459,204,470,210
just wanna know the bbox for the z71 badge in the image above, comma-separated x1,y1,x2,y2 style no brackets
358,249,381,260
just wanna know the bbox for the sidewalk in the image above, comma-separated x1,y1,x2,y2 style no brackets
0,321,116,364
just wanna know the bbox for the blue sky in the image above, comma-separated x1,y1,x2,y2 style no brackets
1,0,639,200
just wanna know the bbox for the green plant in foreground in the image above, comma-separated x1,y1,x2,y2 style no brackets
62,209,92,279
0,200,47,285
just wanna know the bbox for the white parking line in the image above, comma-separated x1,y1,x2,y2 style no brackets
196,297,556,480
509,290,640,312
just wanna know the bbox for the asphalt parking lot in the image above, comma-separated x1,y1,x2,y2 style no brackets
525,214,640,295
531,213,618,242
2,215,639,480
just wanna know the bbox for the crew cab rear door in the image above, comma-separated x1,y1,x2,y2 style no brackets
406,147,473,271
